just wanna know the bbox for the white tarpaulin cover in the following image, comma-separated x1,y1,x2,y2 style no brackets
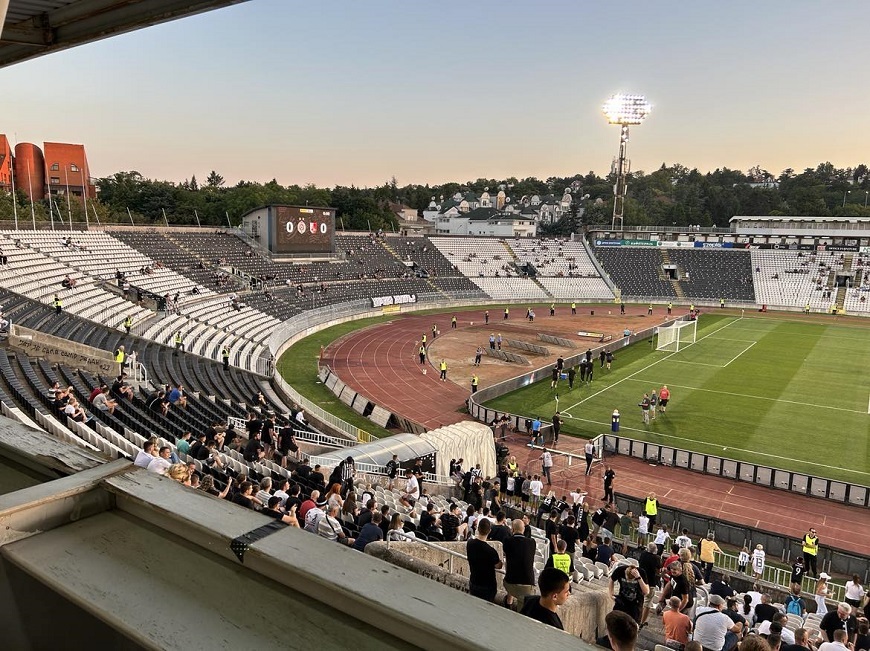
421,422,497,479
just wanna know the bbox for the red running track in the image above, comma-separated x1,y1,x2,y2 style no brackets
325,312,869,558
324,313,470,429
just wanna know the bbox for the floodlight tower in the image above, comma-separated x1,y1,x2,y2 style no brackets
603,93,651,231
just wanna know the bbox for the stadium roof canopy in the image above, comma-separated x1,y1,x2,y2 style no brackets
0,0,250,68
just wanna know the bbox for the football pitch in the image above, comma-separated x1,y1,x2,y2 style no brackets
484,313,870,484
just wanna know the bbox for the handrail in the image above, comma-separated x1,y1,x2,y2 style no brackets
713,550,845,603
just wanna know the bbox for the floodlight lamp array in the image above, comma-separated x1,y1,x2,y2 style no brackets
603,93,651,125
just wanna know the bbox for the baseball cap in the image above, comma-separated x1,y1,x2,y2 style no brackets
708,595,726,607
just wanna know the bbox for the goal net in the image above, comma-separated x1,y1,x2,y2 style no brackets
656,319,697,352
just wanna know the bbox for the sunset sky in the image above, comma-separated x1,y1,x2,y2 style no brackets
3,0,869,187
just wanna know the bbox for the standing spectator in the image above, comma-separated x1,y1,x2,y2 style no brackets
610,562,650,624
222,345,230,370
659,385,671,413
385,454,399,490
552,411,561,445
603,465,616,503
699,533,723,583
738,546,750,574
752,544,766,579
654,524,672,556
791,557,806,590
640,393,652,424
820,603,858,646
844,575,866,610
643,492,659,528
802,528,820,577
540,448,553,485
466,518,502,602
639,542,662,626
545,539,578,582
502,519,536,611
584,440,595,475
519,567,570,630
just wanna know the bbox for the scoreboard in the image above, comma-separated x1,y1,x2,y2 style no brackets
272,205,335,254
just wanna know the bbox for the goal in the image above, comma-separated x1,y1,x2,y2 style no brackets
656,319,697,352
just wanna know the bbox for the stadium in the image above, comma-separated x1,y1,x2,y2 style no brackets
1,3,869,650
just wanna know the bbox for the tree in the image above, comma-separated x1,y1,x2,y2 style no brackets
205,170,225,189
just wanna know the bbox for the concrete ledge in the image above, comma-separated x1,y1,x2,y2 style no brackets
103,471,590,650
366,540,610,643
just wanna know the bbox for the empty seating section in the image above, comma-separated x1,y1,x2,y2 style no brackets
593,247,678,298
751,249,838,310
668,249,755,300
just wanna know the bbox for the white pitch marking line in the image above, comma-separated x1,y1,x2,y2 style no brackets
559,415,870,478
723,341,757,367
619,378,869,415
563,316,743,413
669,359,726,368
867,393,870,415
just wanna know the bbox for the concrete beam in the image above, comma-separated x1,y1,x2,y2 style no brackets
0,0,251,68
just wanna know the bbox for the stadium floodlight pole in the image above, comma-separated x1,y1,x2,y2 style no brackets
603,93,651,231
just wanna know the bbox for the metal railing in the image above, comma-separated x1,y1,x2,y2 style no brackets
713,550,846,603
602,434,869,508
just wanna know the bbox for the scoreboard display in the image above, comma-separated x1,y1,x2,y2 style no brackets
273,205,335,254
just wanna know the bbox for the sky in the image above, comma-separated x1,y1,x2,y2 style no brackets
2,0,870,188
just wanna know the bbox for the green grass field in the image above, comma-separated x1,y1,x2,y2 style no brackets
484,313,870,484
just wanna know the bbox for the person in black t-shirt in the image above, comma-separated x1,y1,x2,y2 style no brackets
503,520,536,610
609,564,650,624
820,604,858,645
466,519,502,602
488,512,511,543
559,515,580,554
754,594,778,624
520,567,569,630
439,503,465,541
232,480,255,509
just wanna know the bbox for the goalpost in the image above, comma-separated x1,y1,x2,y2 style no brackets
656,319,697,352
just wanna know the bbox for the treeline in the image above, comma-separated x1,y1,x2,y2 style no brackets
0,162,868,231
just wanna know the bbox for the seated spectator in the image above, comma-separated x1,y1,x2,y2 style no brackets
255,477,273,506
167,384,187,408
711,576,736,599
198,475,231,499
261,496,299,527
694,595,742,651
318,504,355,546
755,594,779,624
111,374,134,401
439,503,467,541
232,480,256,509
146,446,173,475
91,386,117,414
819,630,851,651
352,512,384,551
166,463,191,485
63,396,88,422
134,440,158,468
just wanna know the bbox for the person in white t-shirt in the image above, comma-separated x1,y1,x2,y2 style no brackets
637,514,650,543
819,629,851,651
675,528,692,549
146,446,173,475
529,475,544,511
401,469,419,507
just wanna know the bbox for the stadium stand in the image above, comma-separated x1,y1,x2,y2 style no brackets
668,249,755,301
751,249,839,311
593,246,679,298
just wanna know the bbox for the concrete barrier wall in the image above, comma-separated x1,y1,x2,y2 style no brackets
9,325,118,377
366,540,609,642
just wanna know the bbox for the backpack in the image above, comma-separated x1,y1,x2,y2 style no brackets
786,595,803,616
